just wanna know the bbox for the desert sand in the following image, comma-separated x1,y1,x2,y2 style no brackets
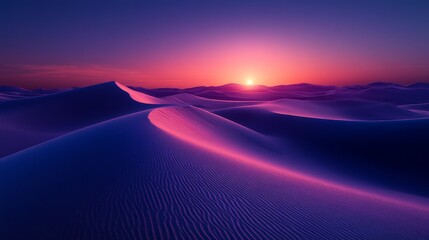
0,81,428,239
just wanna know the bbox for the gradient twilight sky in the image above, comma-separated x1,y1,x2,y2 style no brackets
1,0,429,88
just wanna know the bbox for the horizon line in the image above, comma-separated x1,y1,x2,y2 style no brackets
2,80,429,91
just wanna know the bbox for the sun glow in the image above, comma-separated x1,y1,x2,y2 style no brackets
246,79,254,86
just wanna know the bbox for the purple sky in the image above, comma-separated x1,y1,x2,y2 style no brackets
1,0,429,88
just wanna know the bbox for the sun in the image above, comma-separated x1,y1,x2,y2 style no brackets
246,78,254,86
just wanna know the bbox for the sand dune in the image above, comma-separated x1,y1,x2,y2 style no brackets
256,98,424,120
0,82,157,157
0,81,428,239
0,86,62,101
116,82,167,105
216,106,429,197
149,106,279,164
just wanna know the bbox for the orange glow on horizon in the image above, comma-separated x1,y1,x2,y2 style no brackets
3,33,429,89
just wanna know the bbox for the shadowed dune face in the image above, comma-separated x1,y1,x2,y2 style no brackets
1,81,429,239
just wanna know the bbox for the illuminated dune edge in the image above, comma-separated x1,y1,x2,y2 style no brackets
0,81,428,239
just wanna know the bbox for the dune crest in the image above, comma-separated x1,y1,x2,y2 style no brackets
115,82,166,104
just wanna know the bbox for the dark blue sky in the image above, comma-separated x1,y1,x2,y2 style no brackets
1,0,429,88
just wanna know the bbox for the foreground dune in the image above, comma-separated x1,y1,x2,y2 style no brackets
0,81,428,239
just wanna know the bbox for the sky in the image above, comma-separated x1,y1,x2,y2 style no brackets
1,0,429,88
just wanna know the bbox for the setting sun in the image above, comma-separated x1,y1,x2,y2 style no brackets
246,79,254,86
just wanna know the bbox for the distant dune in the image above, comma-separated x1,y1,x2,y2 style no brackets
0,81,428,239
